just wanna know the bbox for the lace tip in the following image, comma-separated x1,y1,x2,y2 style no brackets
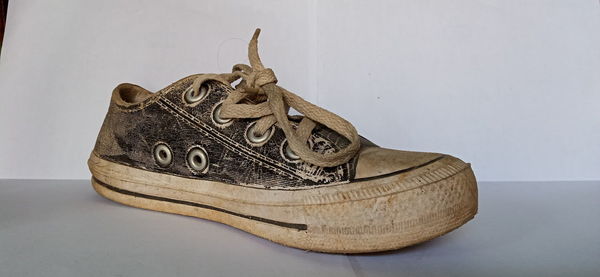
253,28,261,40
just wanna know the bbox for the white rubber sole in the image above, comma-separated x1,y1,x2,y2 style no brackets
88,153,478,253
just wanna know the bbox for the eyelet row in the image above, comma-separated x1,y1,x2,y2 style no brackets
181,83,301,163
212,101,278,147
153,143,209,174
153,140,299,173
212,104,301,162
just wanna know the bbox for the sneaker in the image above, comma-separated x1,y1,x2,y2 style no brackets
88,29,477,253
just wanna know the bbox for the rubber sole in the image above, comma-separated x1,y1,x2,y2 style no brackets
89,153,478,253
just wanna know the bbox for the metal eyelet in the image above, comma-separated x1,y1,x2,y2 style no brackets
183,83,209,105
281,140,301,162
245,122,274,145
284,144,300,160
186,146,209,174
212,102,232,125
153,143,173,167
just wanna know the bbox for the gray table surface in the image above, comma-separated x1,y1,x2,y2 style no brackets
1,180,598,277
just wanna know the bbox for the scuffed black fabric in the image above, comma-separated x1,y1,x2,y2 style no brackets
93,78,364,188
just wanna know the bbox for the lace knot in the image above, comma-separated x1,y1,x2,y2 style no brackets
252,68,277,87
191,28,360,167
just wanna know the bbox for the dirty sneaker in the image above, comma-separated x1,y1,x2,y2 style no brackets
88,29,478,253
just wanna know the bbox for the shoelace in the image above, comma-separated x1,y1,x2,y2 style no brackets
190,29,360,167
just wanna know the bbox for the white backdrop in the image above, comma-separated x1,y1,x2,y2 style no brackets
1,0,599,181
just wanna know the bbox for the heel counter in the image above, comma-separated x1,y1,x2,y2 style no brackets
92,83,154,159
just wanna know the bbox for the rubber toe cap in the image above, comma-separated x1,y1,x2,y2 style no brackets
353,147,445,180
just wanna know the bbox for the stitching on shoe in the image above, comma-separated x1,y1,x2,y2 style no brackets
157,98,306,181
108,76,351,184
160,98,350,183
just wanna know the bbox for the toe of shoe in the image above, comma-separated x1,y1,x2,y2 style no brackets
354,146,447,180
